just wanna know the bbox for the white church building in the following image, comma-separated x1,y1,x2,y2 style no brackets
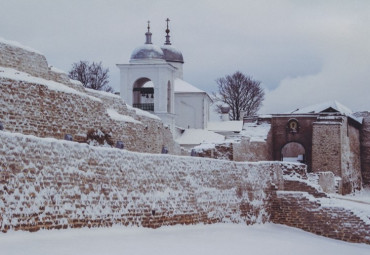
116,20,212,132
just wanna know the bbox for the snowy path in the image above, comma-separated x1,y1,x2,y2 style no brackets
0,223,369,255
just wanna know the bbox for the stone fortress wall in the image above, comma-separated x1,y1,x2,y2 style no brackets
0,39,369,244
0,131,281,232
354,111,370,187
312,117,362,193
0,40,178,154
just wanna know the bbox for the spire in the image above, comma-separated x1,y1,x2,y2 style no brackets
145,20,152,44
165,18,171,45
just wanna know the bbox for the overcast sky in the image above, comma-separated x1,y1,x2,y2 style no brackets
1,0,369,114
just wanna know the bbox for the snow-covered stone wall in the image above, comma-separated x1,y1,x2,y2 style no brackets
0,131,282,233
270,191,370,244
312,118,362,194
0,39,177,154
0,39,79,89
354,111,370,187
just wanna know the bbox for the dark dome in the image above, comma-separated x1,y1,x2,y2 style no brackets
161,45,184,63
130,44,165,61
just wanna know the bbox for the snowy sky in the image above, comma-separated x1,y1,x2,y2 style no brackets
1,0,369,114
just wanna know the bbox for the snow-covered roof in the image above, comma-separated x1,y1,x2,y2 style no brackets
289,101,362,124
240,122,271,142
174,78,205,93
290,101,352,115
207,121,243,132
175,129,225,145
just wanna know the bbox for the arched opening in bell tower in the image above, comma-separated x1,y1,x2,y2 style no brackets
132,78,154,111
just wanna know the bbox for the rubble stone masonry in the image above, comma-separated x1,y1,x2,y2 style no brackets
0,131,282,233
354,112,370,187
0,40,177,154
312,118,362,194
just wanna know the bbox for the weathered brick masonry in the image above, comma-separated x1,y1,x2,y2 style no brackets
1,39,369,245
0,131,282,232
270,192,370,244
0,40,177,154
354,111,370,187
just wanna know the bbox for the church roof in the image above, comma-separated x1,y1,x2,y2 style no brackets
130,44,165,61
161,45,184,63
174,78,205,93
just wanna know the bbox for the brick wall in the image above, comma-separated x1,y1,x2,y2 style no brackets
233,135,273,162
0,131,282,233
0,40,177,154
0,41,82,91
192,136,272,162
354,111,370,187
270,191,370,244
0,77,176,154
312,118,362,194
341,121,362,192
312,121,342,175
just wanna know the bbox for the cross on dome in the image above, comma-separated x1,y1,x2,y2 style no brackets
165,18,171,45
145,20,152,44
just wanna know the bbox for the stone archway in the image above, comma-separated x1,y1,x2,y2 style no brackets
281,142,306,163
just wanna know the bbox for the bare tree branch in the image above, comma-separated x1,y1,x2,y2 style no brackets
213,71,264,120
68,61,113,92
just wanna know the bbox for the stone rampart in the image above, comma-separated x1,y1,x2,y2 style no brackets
0,39,177,154
270,191,370,244
0,131,282,233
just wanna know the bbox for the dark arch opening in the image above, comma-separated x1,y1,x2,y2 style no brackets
281,142,306,163
133,78,154,111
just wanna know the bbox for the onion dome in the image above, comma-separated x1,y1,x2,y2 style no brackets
160,18,184,63
130,21,165,61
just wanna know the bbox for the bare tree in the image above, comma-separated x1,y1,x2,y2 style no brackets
68,61,113,92
213,71,264,120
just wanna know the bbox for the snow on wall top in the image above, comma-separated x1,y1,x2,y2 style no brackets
240,122,271,142
0,67,101,102
0,37,42,54
175,129,225,145
106,108,142,124
207,121,243,132
126,104,161,120
174,78,205,93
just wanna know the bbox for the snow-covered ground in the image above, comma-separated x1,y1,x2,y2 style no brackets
0,224,369,255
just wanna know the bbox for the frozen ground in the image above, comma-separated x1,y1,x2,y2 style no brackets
0,223,369,255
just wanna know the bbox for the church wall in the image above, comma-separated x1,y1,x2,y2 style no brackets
0,131,282,233
175,93,207,129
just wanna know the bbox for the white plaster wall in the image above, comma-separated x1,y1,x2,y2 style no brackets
175,93,210,129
